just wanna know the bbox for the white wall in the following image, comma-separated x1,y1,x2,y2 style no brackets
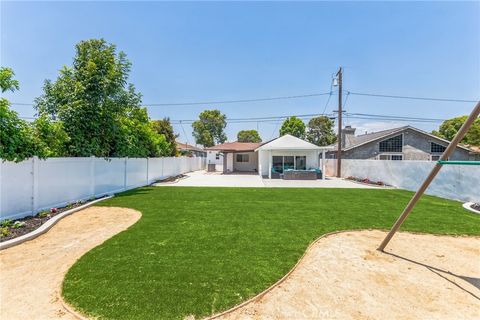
325,159,480,202
258,150,319,176
0,156,205,220
206,151,223,172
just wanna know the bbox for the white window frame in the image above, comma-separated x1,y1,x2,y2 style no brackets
378,154,403,161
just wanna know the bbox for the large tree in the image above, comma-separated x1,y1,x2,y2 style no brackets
237,129,261,143
192,109,227,147
151,118,178,156
305,116,336,146
279,116,306,139
0,67,36,162
432,116,480,146
35,39,167,157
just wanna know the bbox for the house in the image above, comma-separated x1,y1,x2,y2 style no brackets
206,135,333,179
176,142,206,157
327,125,479,161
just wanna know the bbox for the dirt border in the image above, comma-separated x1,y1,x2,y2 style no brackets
0,196,113,250
205,229,480,320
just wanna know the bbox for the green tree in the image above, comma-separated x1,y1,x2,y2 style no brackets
306,116,336,146
237,130,262,143
0,67,36,162
279,116,306,139
31,115,70,157
35,38,166,157
151,118,178,156
192,109,227,147
432,116,480,146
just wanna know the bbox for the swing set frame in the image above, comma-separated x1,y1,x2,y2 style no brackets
378,101,480,251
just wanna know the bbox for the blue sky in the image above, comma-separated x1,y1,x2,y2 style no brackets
1,1,479,144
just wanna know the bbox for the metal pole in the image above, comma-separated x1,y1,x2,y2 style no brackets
336,67,343,178
378,101,480,251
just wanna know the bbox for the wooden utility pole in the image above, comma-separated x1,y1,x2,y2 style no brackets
378,101,480,251
336,67,343,178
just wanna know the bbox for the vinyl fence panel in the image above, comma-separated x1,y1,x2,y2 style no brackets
326,159,480,202
0,156,205,220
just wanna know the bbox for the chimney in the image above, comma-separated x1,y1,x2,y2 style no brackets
341,125,356,148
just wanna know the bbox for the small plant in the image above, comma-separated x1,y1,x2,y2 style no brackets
0,226,10,237
0,219,13,228
12,221,25,229
50,208,58,214
66,203,74,209
38,210,50,218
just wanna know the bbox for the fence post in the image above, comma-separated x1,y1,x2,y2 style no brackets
32,156,39,215
90,156,95,198
124,157,128,191
146,157,149,185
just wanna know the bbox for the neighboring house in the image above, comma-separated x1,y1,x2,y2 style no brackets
206,135,333,178
327,125,479,161
176,142,206,157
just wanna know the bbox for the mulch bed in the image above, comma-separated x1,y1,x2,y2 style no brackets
0,197,104,243
153,174,186,183
346,176,390,187
471,203,480,212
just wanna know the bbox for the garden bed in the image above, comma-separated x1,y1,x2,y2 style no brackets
346,176,390,187
153,174,187,184
0,196,106,242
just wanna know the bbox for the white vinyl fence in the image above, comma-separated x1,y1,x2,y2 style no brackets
0,156,205,220
325,159,480,203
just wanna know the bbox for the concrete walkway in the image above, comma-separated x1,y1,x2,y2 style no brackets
155,171,381,188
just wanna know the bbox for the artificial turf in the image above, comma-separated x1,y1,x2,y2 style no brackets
62,187,480,319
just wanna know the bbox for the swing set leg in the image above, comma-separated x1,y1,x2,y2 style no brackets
378,101,480,252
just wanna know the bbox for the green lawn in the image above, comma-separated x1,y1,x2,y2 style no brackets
62,187,479,320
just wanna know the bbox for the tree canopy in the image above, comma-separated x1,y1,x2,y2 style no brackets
35,39,169,157
237,130,262,143
432,115,480,146
0,67,37,162
192,109,227,147
305,116,336,146
151,118,178,156
279,116,306,139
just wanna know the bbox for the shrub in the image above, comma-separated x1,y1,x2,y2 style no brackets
0,219,13,228
0,227,10,237
38,210,50,218
12,221,25,229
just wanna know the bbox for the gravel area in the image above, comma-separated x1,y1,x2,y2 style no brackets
218,230,480,320
0,206,141,320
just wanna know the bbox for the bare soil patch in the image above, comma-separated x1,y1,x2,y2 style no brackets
0,206,140,320
218,230,480,320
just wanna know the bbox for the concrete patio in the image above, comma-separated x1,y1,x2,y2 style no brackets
155,170,382,188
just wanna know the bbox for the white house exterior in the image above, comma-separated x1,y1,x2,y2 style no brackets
206,135,333,179
255,134,333,179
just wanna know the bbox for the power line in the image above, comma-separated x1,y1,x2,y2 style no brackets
143,92,333,106
347,91,478,103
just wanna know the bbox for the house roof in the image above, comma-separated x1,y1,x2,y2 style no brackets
176,142,204,152
329,125,472,152
255,134,332,151
206,141,262,152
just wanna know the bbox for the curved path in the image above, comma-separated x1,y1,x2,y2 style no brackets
0,206,141,320
215,230,480,320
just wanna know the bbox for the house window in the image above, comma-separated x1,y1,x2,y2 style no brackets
379,134,403,152
215,153,220,160
236,154,249,162
431,142,446,153
379,154,403,161
431,155,441,161
295,156,307,169
284,156,294,170
272,156,283,173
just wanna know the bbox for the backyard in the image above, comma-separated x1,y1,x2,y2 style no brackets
59,186,480,319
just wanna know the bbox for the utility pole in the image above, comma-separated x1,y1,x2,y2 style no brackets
336,67,343,178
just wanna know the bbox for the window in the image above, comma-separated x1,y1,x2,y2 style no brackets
379,134,403,152
379,154,403,161
284,156,294,170
236,154,249,162
215,153,220,160
272,156,283,173
431,142,446,153
431,155,441,161
295,156,306,169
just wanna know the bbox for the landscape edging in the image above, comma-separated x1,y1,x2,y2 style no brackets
0,195,113,250
463,202,480,215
